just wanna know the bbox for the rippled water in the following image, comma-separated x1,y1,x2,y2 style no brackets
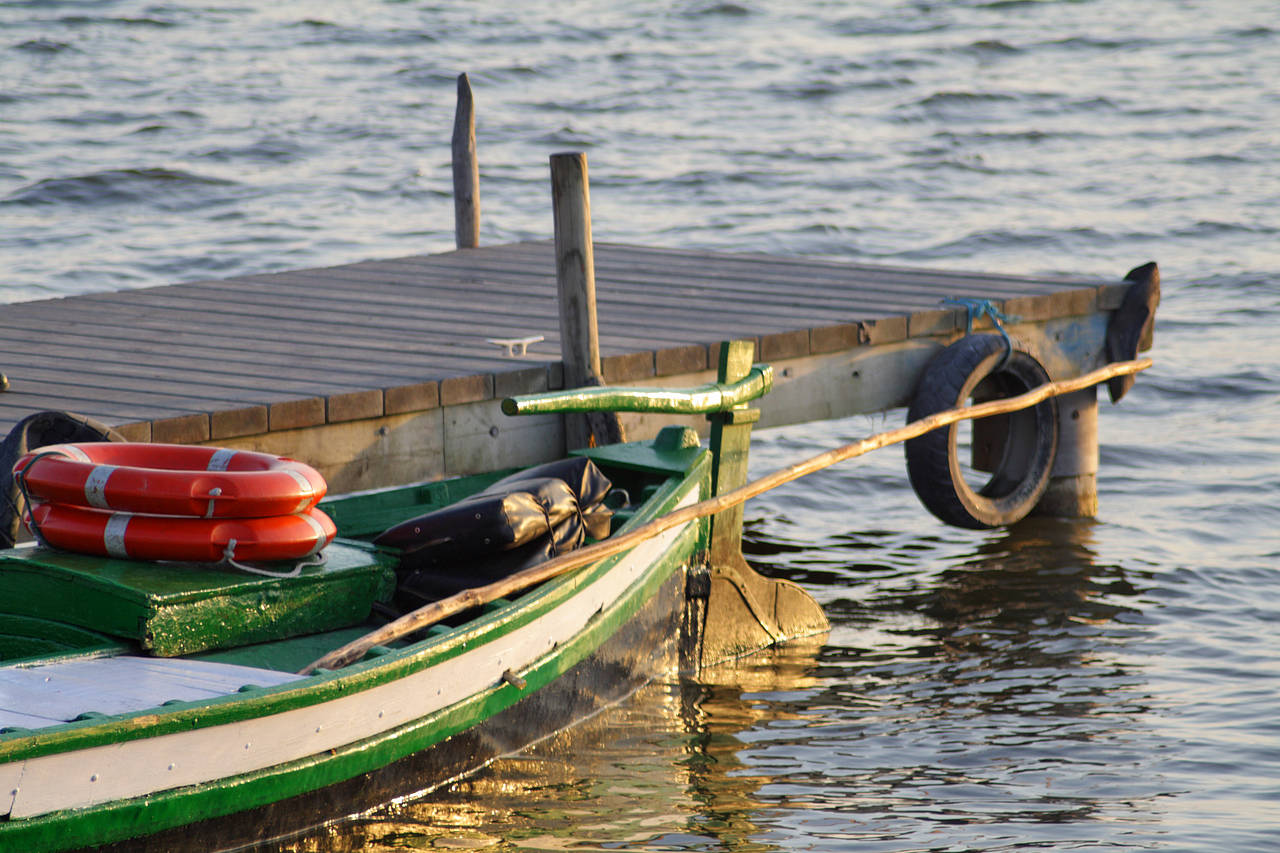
3,1,1279,850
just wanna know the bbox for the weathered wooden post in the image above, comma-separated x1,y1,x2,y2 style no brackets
451,73,480,249
1035,387,1099,517
707,340,760,566
549,151,623,449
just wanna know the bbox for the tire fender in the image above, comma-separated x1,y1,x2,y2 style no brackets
905,335,1058,529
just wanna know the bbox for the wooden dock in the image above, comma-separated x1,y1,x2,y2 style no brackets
0,239,1131,494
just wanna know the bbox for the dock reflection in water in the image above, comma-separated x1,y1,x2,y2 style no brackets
763,516,1167,851
260,514,1171,852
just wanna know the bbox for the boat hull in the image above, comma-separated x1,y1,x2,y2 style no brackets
1,460,708,852
88,565,689,853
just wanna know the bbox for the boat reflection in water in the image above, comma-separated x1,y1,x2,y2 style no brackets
253,635,827,852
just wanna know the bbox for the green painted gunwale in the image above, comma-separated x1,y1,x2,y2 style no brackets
0,447,711,849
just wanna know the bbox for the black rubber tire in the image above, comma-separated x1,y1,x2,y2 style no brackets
905,335,1058,529
0,410,123,547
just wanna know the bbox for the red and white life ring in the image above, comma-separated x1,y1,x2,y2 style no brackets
13,443,327,519
25,502,336,564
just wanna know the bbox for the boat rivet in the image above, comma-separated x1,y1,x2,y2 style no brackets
244,743,251,750
378,710,384,718
489,426,499,438
89,774,98,783
168,763,175,771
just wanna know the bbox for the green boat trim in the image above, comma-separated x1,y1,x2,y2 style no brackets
0,448,707,760
0,437,730,850
500,364,772,416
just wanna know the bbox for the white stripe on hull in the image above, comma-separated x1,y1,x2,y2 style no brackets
5,505,694,820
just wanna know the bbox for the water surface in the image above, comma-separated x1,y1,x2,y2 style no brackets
2,1,1278,850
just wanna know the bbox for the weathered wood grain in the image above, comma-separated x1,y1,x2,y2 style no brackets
0,241,1118,443
451,72,481,249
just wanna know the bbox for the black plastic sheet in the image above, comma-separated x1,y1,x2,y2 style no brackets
374,457,614,606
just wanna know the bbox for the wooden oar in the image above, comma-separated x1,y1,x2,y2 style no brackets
301,356,1152,673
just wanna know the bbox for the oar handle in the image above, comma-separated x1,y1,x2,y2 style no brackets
501,364,773,416
302,357,1152,674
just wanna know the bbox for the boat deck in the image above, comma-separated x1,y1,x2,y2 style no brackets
0,656,301,731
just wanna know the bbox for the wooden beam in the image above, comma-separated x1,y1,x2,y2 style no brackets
302,356,1153,673
550,152,605,449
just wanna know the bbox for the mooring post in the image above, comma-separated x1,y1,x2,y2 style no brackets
1034,386,1099,518
707,340,761,566
1035,261,1158,519
695,337,830,669
550,151,604,450
451,72,480,249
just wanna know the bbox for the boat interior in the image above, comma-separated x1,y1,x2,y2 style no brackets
0,430,709,735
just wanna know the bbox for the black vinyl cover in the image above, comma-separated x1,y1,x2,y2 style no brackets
374,457,614,606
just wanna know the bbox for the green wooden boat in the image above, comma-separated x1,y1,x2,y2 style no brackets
0,348,826,852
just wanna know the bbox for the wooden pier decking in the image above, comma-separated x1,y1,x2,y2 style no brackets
0,240,1129,492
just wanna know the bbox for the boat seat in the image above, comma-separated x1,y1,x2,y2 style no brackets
0,540,396,657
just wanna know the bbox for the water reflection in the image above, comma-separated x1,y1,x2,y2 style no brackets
259,515,1169,852
907,517,1141,627
778,516,1167,849
263,639,826,852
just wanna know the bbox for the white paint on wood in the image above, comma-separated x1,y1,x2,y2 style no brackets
0,708,64,728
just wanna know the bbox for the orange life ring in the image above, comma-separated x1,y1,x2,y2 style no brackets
26,502,336,563
13,443,327,519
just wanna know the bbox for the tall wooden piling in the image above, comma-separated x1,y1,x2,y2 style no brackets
451,73,480,249
550,151,604,449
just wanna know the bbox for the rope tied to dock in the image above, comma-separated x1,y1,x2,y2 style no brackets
944,297,1018,367
301,356,1153,674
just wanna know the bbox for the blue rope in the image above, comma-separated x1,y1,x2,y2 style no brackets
944,297,1019,367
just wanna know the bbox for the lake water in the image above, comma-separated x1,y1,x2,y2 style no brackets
2,1,1278,850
